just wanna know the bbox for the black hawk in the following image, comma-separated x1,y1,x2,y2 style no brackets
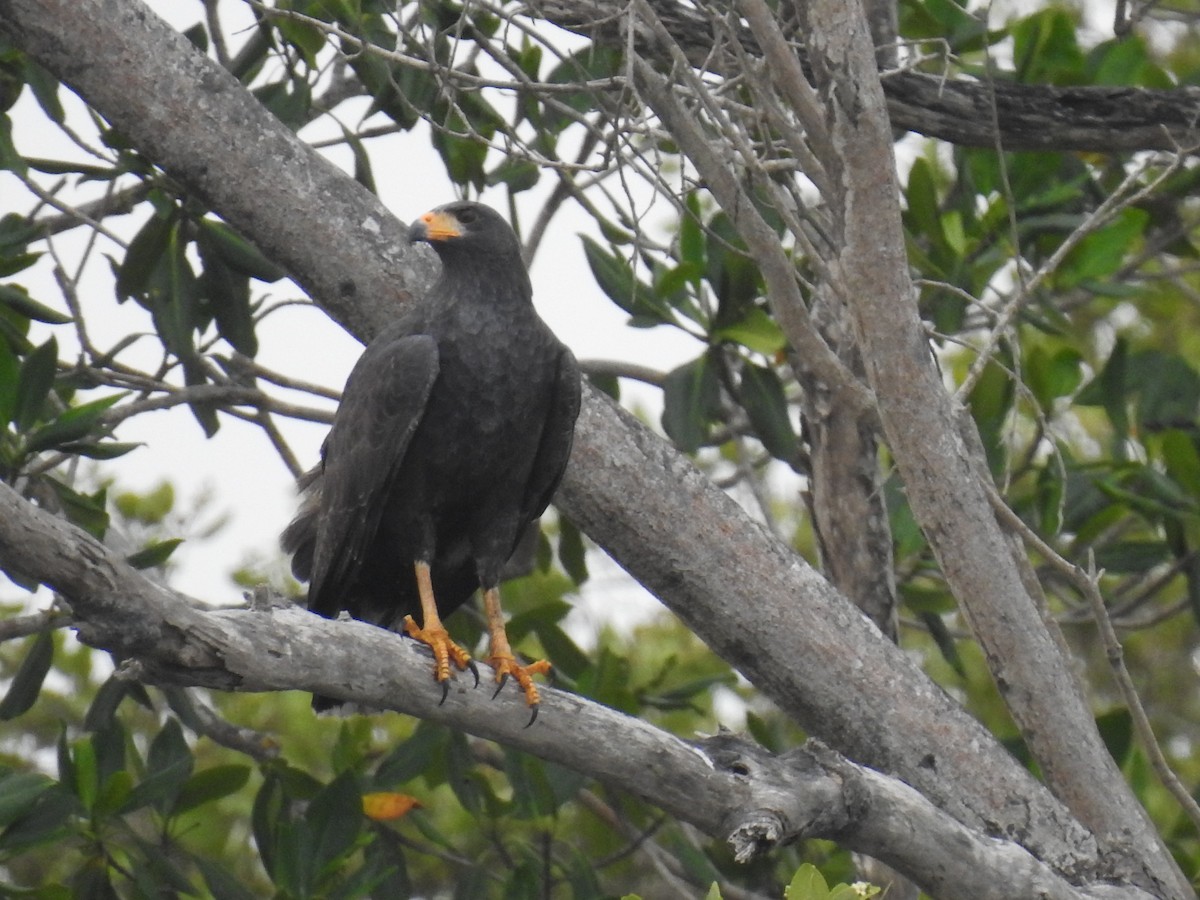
283,200,581,720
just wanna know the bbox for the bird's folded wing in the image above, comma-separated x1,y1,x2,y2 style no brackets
521,348,582,523
308,333,440,616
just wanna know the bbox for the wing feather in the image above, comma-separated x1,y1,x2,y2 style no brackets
520,348,582,524
307,332,439,617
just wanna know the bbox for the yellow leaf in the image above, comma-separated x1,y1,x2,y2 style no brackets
362,791,422,821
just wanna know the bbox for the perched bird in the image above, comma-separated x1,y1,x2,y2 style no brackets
283,200,581,721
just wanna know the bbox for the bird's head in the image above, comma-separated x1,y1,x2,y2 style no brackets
407,201,521,262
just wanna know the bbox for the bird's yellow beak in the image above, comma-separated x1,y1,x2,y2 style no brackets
415,209,461,241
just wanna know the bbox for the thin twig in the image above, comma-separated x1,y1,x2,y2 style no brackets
957,152,1188,400
0,607,73,642
987,485,1200,837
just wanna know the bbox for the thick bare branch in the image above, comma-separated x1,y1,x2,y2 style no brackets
529,0,1200,155
0,481,1152,900
793,1,1188,896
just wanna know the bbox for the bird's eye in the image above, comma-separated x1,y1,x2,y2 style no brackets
457,207,478,225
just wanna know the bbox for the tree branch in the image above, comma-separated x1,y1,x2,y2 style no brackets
529,0,1200,155
792,1,1188,896
0,481,1151,900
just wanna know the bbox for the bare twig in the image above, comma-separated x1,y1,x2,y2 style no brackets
987,486,1200,838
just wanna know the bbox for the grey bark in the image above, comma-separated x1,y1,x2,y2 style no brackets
0,480,1149,900
530,0,1200,155
0,0,1182,896
793,0,1189,896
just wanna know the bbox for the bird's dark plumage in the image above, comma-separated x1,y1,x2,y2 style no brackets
282,200,581,713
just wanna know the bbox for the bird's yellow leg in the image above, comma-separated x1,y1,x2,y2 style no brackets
402,561,477,700
484,586,551,720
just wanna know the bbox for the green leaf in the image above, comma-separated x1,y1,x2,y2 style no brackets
197,251,258,357
967,359,1015,474
580,235,667,324
70,738,98,811
1093,540,1170,574
12,335,57,430
0,251,42,277
116,211,174,301
486,157,539,193
174,765,252,815
714,307,786,355
198,218,285,283
904,157,944,246
1159,430,1200,497
0,630,54,720
142,718,194,814
661,354,720,454
83,677,133,732
785,863,830,900
309,771,364,879
0,785,78,854
707,212,760,328
60,440,142,460
24,157,115,178
0,113,26,176
557,518,588,585
1011,7,1085,85
0,335,18,424
680,192,706,271
47,478,109,537
374,720,447,786
124,538,184,570
114,480,174,525
1096,708,1134,765
23,59,64,124
1128,350,1200,432
1077,338,1129,449
24,391,126,454
737,362,799,464
195,857,261,900
1025,345,1083,410
446,731,484,814
254,76,313,129
252,770,284,883
342,125,377,194
277,17,325,67
183,21,210,52
0,284,69,323
92,769,134,818
431,106,493,190
1059,208,1147,286
359,834,412,898
502,749,559,819
530,621,591,681
919,611,966,678
544,45,623,133
0,771,55,827
1036,456,1066,536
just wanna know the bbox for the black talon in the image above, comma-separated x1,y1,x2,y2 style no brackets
467,659,480,688
492,673,509,700
525,704,539,728
439,680,449,705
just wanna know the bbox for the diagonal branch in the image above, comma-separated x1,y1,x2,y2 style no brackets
792,1,1189,896
528,0,1200,155
0,480,1151,900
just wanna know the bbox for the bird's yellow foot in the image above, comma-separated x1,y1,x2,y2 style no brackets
402,615,479,703
489,653,552,725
